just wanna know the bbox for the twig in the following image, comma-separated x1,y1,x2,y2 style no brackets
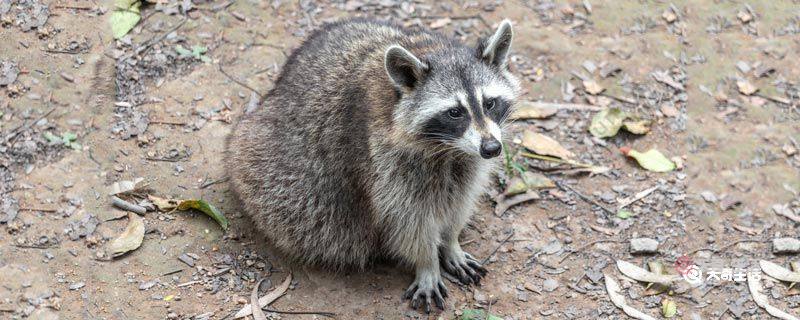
14,243,60,249
687,239,767,256
559,239,622,263
482,231,515,265
520,152,595,168
521,101,604,112
54,4,94,10
135,18,187,56
554,180,615,215
145,157,180,162
19,207,58,212
617,185,659,209
5,105,57,143
200,177,229,189
177,280,203,287
218,64,265,100
111,196,146,215
261,308,336,318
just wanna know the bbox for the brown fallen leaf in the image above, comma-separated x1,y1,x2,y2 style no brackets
660,104,680,117
234,274,293,318
605,274,658,320
251,278,269,320
494,191,540,216
148,195,179,211
107,212,145,258
622,119,651,135
510,102,558,120
429,17,451,29
522,131,574,160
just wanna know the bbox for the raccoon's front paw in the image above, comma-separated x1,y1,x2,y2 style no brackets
442,250,488,285
403,270,448,313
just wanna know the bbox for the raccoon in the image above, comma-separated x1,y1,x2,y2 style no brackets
226,18,519,312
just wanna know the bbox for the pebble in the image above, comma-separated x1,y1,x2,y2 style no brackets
772,237,800,254
630,237,659,254
68,282,85,290
178,253,195,267
542,278,559,292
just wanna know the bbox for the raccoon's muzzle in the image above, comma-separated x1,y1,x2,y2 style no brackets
479,137,501,159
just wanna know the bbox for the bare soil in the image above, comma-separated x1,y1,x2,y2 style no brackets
1,0,799,319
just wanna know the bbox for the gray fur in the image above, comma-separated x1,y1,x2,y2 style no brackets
226,18,518,311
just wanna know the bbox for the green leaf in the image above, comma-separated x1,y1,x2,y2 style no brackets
177,199,229,231
662,298,677,318
461,309,503,320
616,209,634,219
110,3,141,39
175,45,193,57
61,132,77,142
43,131,61,144
589,107,628,138
190,45,207,58
621,147,676,173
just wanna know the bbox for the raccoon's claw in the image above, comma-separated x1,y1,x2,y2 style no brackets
443,251,488,285
404,276,447,313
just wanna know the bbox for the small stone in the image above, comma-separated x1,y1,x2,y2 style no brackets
68,282,85,290
630,238,659,254
773,238,800,254
178,253,195,267
473,289,488,304
542,278,559,292
700,191,717,203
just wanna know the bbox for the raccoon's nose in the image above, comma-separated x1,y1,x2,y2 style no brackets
479,138,502,159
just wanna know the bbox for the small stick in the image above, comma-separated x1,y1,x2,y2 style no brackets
482,231,515,265
559,239,622,263
111,196,146,215
218,64,265,100
521,101,604,112
200,177,229,189
19,207,58,212
554,180,615,215
617,185,659,209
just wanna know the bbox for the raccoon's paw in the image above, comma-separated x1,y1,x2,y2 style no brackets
403,271,448,313
441,251,488,285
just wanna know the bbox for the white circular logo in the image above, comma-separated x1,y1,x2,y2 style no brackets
681,265,703,285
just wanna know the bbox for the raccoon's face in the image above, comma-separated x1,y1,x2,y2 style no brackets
386,20,519,159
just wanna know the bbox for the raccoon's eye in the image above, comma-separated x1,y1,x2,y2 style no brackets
485,99,496,111
447,108,464,119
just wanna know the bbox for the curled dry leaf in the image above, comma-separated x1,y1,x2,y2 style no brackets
147,195,179,211
589,107,627,138
234,274,293,319
583,79,605,95
622,119,651,135
760,260,800,283
605,273,658,320
748,272,799,320
107,212,145,257
108,177,145,195
251,278,269,320
522,131,574,160
510,102,558,120
661,298,677,318
737,80,758,95
617,260,681,284
620,147,676,173
494,191,540,216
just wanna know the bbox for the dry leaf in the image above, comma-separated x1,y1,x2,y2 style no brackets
234,274,293,318
510,102,558,120
583,79,605,95
251,278,269,320
108,177,144,195
429,17,451,29
617,260,681,284
760,260,800,283
522,131,574,159
737,80,758,95
494,191,540,216
622,119,651,135
605,273,658,320
107,213,145,257
748,272,799,320
148,195,179,211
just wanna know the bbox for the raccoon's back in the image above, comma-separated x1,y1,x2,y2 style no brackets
226,20,435,269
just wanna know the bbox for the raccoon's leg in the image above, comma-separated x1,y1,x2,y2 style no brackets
395,222,448,312
439,222,488,285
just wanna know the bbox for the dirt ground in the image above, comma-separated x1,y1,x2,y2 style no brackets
1,0,799,319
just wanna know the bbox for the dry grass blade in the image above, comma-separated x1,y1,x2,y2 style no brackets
605,273,657,320
617,260,681,284
748,272,799,320
760,260,800,283
234,274,293,319
251,278,269,320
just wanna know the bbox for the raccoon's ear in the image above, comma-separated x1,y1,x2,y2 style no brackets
384,45,429,90
478,19,513,69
